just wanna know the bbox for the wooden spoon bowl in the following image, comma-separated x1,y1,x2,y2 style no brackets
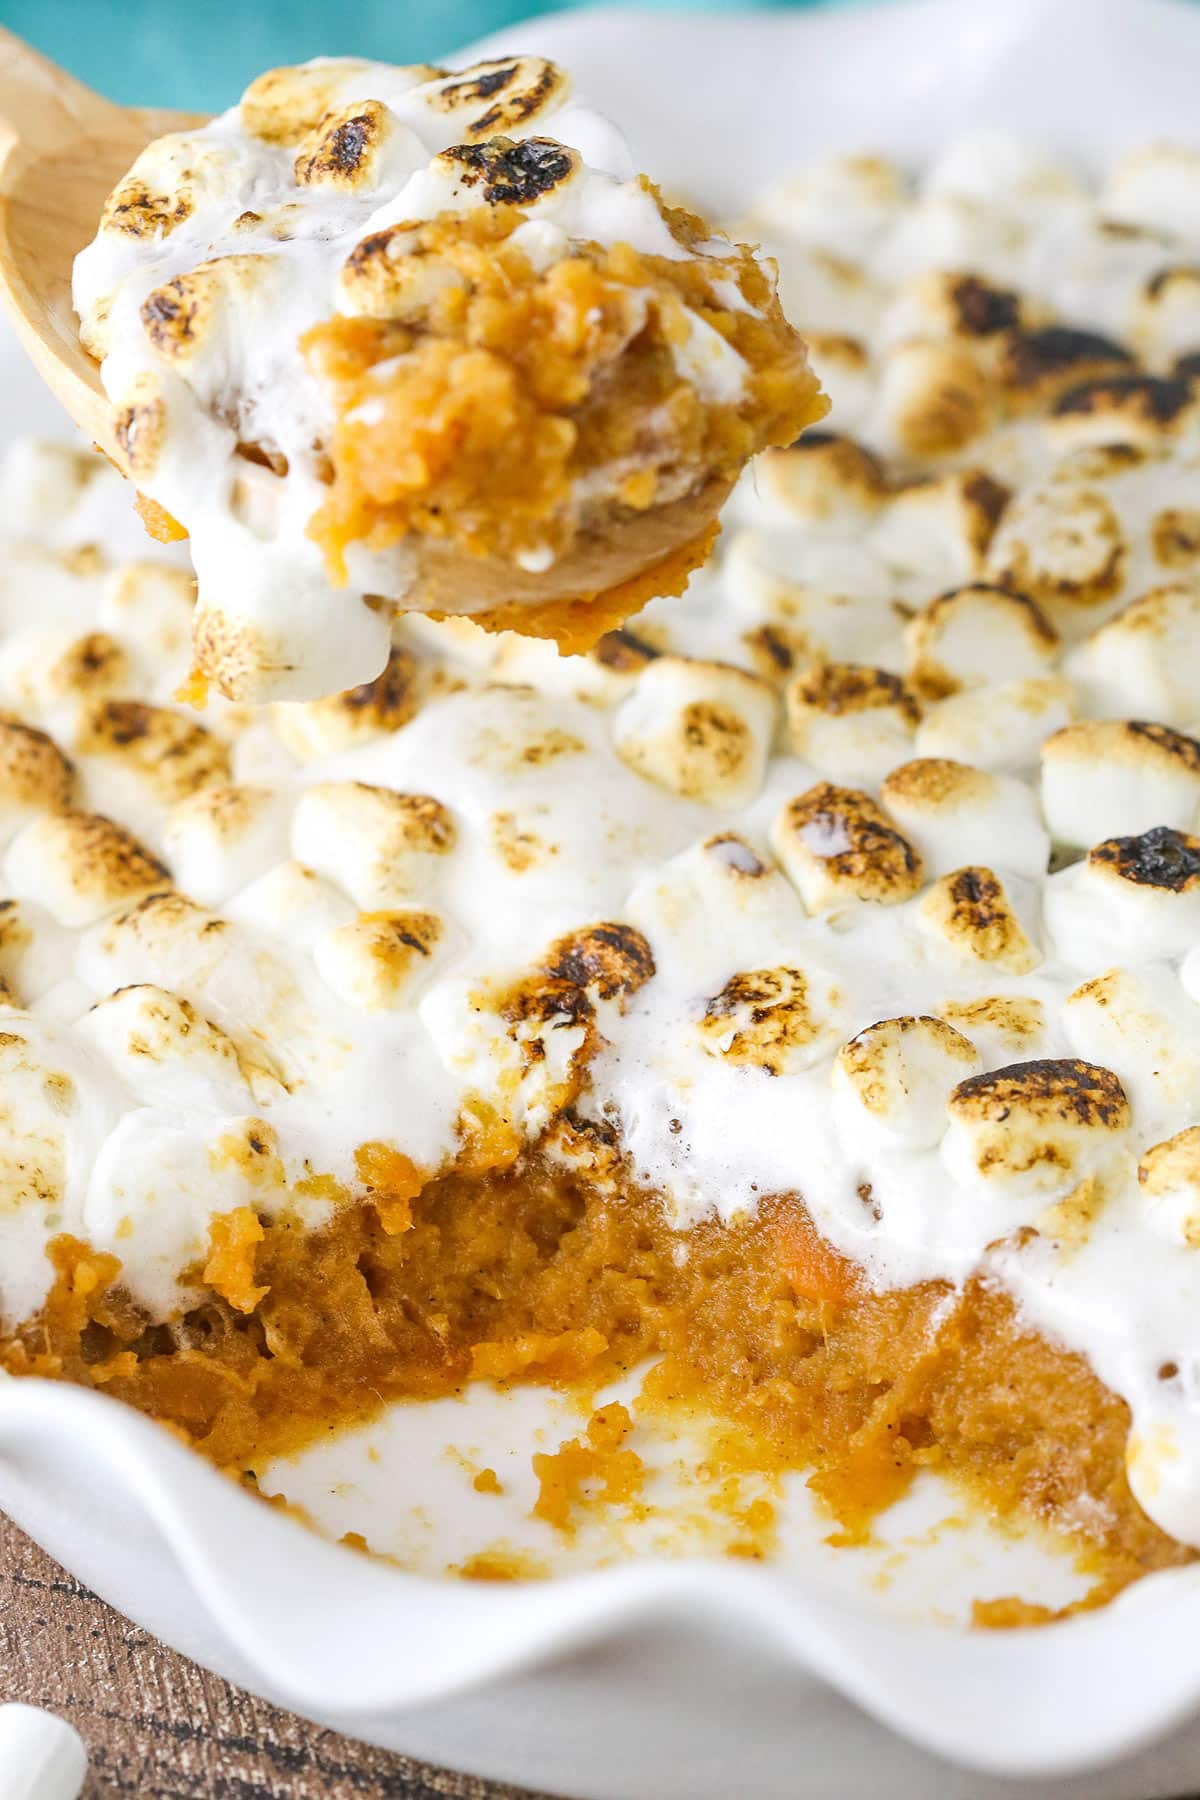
0,27,197,456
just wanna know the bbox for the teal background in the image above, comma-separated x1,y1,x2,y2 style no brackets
2,0,817,112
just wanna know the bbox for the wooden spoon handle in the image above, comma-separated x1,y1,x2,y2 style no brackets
0,27,116,163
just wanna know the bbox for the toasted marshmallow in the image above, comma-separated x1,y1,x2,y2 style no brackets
875,270,1029,355
1068,583,1200,726
0,628,132,741
0,899,75,1007
293,99,426,194
291,781,456,907
880,758,1049,880
313,908,448,1010
140,256,290,401
1041,719,1200,849
767,243,886,339
936,993,1048,1065
1130,266,1200,370
994,324,1133,414
915,675,1076,773
922,134,1084,209
724,528,899,671
1049,374,1200,454
943,1057,1131,1200
1103,143,1200,239
1064,963,1200,1130
1150,505,1200,574
832,1014,980,1151
874,193,1026,286
5,810,170,928
918,865,1042,973
749,153,906,255
985,480,1127,623
163,784,292,905
1139,1126,1200,1246
75,699,230,845
870,469,1012,587
409,57,570,147
99,562,195,676
771,781,923,912
0,719,74,845
611,657,776,806
79,891,231,996
784,660,920,784
226,859,355,949
79,983,255,1110
627,834,809,991
872,339,993,461
272,648,419,760
801,335,876,434
1044,826,1200,967
750,433,886,531
239,57,382,146
697,961,846,1074
905,583,1059,698
0,441,102,531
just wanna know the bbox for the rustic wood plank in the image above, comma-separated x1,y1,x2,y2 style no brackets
0,1513,554,1799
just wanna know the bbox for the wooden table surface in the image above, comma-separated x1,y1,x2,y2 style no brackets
0,1514,556,1800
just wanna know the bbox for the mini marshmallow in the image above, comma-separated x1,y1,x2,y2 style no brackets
291,781,457,907
767,242,886,340
0,442,102,532
871,339,993,462
1138,1125,1200,1247
627,834,809,991
272,647,419,760
1063,963,1200,1130
937,993,1048,1065
994,324,1133,414
79,983,254,1111
1150,505,1200,575
771,781,923,912
226,859,356,949
915,675,1076,773
800,335,876,435
1103,142,1200,239
875,270,1029,356
874,192,1027,286
0,719,75,845
239,58,380,146
985,480,1128,624
922,133,1085,209
1049,374,1200,455
918,865,1042,974
611,657,777,806
79,891,231,996
724,527,900,671
784,660,921,785
832,1014,980,1151
293,99,427,194
750,433,886,531
1045,825,1200,967
748,153,907,256
0,628,132,742
98,561,195,679
75,699,230,842
697,960,846,1075
312,908,448,1010
905,583,1059,697
0,899,76,1007
1040,719,1200,848
1130,266,1200,370
1068,583,1200,726
880,758,1050,880
870,469,1012,588
943,1056,1131,1200
5,810,171,929
163,783,293,905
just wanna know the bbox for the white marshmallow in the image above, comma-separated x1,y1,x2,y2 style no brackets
915,675,1076,773
880,758,1049,880
1045,827,1200,967
611,657,776,806
1040,719,1200,849
832,1014,980,1152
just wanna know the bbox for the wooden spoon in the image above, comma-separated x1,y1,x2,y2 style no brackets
0,27,198,457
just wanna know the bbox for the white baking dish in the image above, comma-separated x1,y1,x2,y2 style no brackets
7,3,1200,1794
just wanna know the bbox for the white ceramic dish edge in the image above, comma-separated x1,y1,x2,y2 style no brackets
6,3,1200,1793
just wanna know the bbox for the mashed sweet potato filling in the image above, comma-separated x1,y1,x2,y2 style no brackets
302,200,823,601
1,1149,1189,1612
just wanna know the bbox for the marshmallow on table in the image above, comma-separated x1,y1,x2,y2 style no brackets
0,1704,87,1800
1044,825,1200,968
832,1013,980,1152
879,757,1050,880
1040,719,1200,849
784,661,921,785
905,582,1060,697
611,657,777,806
